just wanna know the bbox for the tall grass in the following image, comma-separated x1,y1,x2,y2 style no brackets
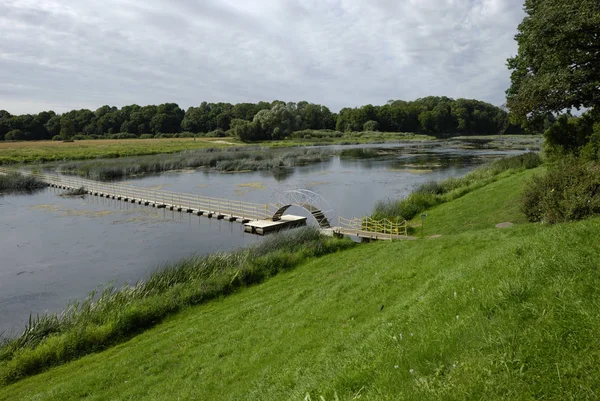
372,152,543,221
0,228,353,384
0,172,46,192
58,147,334,180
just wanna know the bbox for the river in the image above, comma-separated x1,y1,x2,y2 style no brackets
0,143,526,336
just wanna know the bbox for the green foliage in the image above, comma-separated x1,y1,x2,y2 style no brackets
363,120,378,131
521,158,600,224
373,153,543,221
0,172,46,192
59,117,76,140
0,228,354,384
506,0,600,120
2,97,524,143
543,111,600,160
4,130,25,141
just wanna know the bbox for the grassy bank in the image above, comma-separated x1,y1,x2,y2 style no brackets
0,172,46,193
372,152,542,223
0,138,237,164
1,167,599,399
57,147,334,180
0,228,353,384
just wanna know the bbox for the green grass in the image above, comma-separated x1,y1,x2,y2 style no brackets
372,152,543,223
2,165,600,399
412,167,544,236
0,138,237,164
0,229,353,384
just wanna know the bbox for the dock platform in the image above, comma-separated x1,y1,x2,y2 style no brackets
244,215,307,235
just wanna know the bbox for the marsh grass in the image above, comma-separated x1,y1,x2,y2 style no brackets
0,173,46,193
0,228,353,384
58,147,334,180
373,152,543,221
59,187,87,197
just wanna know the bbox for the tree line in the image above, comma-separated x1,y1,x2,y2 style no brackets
0,97,532,142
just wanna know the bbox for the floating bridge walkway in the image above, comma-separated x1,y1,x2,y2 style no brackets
1,168,416,240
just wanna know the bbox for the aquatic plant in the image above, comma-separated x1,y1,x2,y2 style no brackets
0,172,46,193
58,147,334,180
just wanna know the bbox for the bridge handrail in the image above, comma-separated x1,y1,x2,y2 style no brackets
338,216,408,236
16,169,271,220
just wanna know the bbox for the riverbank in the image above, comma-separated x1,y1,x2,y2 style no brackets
0,134,539,165
2,160,600,399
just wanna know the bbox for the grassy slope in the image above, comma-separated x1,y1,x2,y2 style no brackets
412,167,544,236
3,168,600,400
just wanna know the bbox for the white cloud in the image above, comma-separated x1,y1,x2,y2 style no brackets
0,0,525,114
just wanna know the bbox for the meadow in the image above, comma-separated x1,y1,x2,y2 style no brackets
0,138,237,164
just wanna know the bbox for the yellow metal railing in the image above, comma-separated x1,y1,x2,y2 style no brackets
338,216,408,237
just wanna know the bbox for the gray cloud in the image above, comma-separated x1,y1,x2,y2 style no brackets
0,0,525,114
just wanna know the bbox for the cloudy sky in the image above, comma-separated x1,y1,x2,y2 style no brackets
1,0,525,114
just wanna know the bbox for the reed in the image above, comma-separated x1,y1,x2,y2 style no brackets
0,172,46,192
58,147,334,180
0,227,353,384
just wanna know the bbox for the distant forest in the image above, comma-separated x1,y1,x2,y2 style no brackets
0,97,547,142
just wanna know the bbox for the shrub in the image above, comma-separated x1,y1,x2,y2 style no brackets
363,120,379,131
208,128,227,137
139,134,154,139
521,158,600,224
4,129,25,141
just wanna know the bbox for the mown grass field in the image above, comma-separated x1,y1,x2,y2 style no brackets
2,164,599,400
0,138,239,164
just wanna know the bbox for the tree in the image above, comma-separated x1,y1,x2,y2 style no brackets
60,117,76,140
363,120,378,131
506,0,600,120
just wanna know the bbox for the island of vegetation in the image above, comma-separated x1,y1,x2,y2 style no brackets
1,0,599,399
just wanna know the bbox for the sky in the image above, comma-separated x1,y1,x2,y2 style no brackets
0,0,526,115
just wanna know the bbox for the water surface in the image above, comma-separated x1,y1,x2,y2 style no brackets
0,144,524,336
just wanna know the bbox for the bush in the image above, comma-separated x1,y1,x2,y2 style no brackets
208,128,227,137
521,158,600,224
107,133,138,140
363,120,379,131
139,134,154,139
4,129,26,141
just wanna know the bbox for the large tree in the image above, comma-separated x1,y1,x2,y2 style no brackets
506,0,600,120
